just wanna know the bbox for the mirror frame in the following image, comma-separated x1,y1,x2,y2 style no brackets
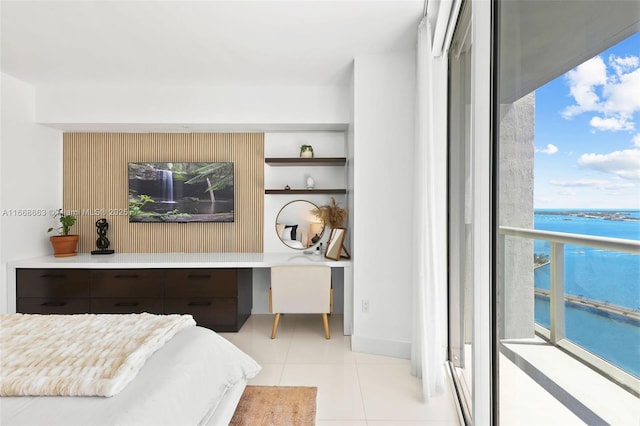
325,227,350,260
275,200,325,250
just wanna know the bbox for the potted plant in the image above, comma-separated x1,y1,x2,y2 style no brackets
48,209,79,257
300,144,314,158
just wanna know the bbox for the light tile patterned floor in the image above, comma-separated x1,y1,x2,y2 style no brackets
499,339,640,426
219,314,461,425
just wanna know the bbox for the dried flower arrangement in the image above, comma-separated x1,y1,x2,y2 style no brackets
313,197,348,228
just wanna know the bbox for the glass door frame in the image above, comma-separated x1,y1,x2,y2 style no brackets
472,0,497,424
447,2,473,424
446,0,497,424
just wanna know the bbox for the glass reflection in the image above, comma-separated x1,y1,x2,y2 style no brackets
276,200,324,250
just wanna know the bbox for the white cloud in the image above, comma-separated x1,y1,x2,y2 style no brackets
633,134,640,147
549,179,634,189
537,143,559,154
603,182,636,189
562,56,607,118
590,116,634,131
556,189,576,196
550,179,608,187
562,54,640,132
578,148,640,179
602,68,640,117
609,55,639,77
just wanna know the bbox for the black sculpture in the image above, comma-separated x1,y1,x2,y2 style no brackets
91,218,115,255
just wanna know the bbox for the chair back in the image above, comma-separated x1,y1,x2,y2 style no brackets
270,265,331,313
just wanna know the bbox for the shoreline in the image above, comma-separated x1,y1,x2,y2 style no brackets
534,210,640,222
534,288,640,323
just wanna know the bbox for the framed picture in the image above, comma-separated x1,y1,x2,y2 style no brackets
325,227,350,260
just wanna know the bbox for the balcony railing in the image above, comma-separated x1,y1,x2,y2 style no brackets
498,226,640,394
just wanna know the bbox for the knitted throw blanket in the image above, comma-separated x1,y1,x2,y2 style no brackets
0,313,195,397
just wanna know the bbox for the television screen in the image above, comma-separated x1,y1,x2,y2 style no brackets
128,162,234,223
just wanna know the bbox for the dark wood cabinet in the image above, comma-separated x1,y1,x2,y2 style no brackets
16,267,253,332
165,269,237,297
16,269,91,314
91,269,165,297
91,298,165,315
164,268,252,331
17,269,91,298
17,298,91,315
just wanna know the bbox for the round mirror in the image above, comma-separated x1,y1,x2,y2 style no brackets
275,200,325,250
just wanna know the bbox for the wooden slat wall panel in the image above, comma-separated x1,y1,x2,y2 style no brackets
63,133,264,253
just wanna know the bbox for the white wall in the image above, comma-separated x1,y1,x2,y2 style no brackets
256,131,348,315
499,93,535,338
2,69,417,352
263,131,347,253
347,65,355,268
351,51,416,357
35,86,350,128
27,82,352,317
0,73,63,313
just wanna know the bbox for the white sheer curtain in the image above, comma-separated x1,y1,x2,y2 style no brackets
411,11,451,402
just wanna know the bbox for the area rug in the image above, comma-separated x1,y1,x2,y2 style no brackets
229,385,317,426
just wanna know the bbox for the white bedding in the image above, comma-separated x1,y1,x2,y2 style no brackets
1,313,196,397
0,325,262,426
284,239,305,249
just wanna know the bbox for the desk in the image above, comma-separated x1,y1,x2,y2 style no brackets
7,253,354,335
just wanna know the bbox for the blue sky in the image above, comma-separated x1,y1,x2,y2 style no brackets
534,32,640,209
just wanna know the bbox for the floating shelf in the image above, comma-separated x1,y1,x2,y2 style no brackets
265,189,347,195
265,157,347,166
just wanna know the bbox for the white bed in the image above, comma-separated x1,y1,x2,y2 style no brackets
276,223,309,249
0,317,261,426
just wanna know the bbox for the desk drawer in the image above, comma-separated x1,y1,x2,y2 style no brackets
17,269,90,298
165,269,237,298
165,298,237,326
91,269,164,298
17,298,90,314
91,298,164,314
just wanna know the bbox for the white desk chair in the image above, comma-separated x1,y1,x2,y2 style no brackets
270,265,332,339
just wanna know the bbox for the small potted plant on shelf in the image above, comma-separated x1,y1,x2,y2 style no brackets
48,209,79,257
300,144,314,158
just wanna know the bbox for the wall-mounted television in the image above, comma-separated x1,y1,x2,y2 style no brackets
128,162,234,223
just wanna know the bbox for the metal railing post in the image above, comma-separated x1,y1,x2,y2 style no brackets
550,242,565,343
498,226,640,392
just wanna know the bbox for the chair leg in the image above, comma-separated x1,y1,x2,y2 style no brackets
271,313,281,339
322,313,330,339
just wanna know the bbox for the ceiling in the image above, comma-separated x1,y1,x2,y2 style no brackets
499,0,640,103
1,0,424,88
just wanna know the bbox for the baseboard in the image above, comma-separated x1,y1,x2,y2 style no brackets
351,334,411,359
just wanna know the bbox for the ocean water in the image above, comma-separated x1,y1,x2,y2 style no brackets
533,209,640,378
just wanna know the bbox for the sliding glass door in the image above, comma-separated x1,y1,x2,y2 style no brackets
447,3,473,423
494,1,639,424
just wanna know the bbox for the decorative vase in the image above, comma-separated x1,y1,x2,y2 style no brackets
300,145,314,158
49,235,80,257
306,176,315,189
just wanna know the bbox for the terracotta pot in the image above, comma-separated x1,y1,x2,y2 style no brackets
49,235,79,257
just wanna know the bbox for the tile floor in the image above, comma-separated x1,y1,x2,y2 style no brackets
219,314,462,426
500,338,640,425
